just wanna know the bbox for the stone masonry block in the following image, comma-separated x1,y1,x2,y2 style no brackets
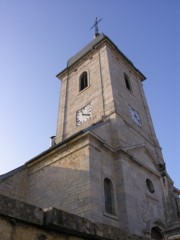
0,194,43,225
44,207,95,237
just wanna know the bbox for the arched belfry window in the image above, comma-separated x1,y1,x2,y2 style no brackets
124,73,132,91
104,178,115,214
79,71,88,91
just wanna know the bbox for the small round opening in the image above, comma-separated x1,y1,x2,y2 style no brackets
146,178,155,193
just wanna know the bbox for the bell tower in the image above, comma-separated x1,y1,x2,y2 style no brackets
55,34,162,164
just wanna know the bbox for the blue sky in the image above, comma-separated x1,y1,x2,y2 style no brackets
0,0,179,189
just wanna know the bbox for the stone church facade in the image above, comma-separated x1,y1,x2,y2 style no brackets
0,34,180,239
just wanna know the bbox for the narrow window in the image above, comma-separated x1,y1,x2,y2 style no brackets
79,71,88,91
124,73,132,91
104,178,115,214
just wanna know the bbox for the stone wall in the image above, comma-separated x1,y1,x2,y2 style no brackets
25,135,91,219
0,194,150,240
56,44,114,143
0,166,27,202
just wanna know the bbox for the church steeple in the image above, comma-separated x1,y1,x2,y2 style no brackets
55,34,148,144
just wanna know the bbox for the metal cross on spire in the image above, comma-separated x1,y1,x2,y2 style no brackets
90,17,103,38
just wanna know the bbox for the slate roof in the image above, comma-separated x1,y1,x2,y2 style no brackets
67,34,105,68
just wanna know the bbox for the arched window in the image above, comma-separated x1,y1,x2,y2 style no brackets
151,227,163,240
124,73,132,91
79,71,88,91
104,178,115,214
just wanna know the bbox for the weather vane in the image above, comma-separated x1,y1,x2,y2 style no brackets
90,17,103,38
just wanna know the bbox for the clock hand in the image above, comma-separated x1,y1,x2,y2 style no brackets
82,113,90,116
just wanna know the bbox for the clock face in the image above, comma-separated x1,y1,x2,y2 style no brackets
129,106,141,126
76,103,91,126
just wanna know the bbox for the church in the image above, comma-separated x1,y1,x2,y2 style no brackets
0,24,180,240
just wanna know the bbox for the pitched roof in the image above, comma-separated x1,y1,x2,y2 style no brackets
57,33,146,81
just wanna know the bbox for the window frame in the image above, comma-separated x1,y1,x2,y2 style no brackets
79,71,88,92
124,73,132,92
104,178,116,215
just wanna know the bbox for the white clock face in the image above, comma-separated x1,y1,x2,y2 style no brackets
76,103,91,126
129,106,141,126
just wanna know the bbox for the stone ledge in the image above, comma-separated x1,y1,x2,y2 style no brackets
0,194,43,225
44,207,95,237
0,194,149,239
94,222,127,240
44,208,149,239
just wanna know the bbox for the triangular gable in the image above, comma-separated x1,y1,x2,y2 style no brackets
123,144,159,173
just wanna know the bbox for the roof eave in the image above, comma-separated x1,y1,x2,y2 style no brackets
56,34,146,81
